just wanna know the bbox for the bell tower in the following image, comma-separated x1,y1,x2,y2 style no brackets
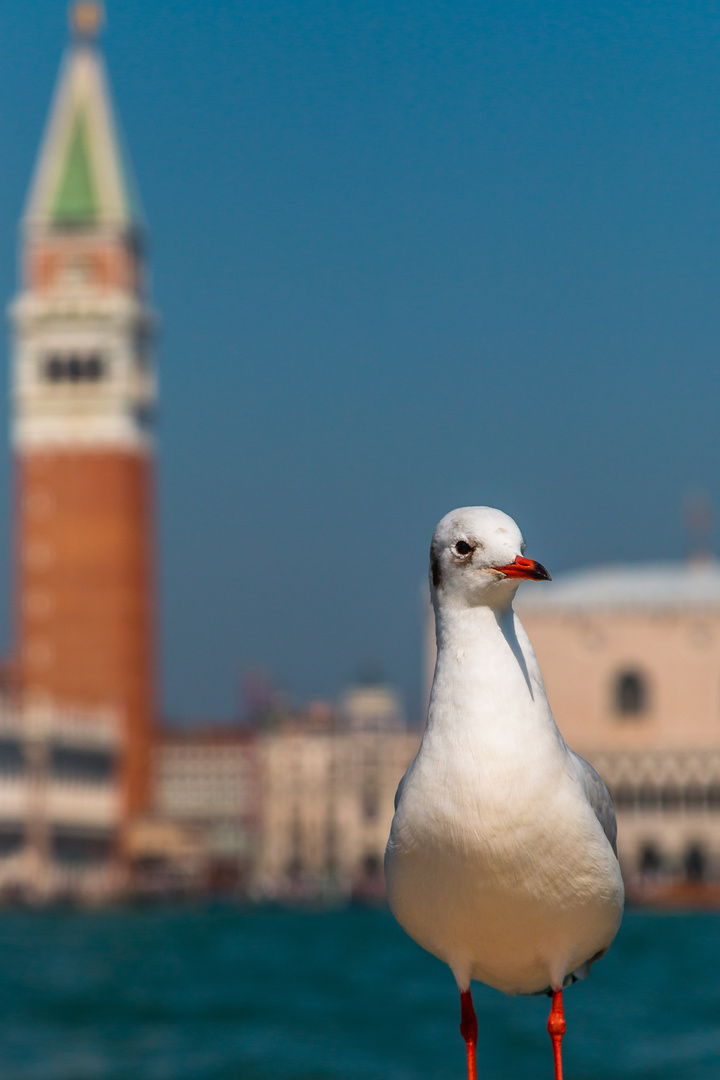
9,2,157,820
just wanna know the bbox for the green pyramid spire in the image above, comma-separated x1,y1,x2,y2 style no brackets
25,19,145,231
52,112,97,225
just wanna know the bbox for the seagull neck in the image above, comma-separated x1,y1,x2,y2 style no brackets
428,600,547,737
434,598,514,653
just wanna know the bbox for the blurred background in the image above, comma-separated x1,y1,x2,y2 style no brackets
1,0,720,1076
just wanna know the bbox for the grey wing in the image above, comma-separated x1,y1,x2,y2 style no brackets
393,770,407,811
570,750,618,856
393,749,422,811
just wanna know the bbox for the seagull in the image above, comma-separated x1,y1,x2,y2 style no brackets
385,507,624,1080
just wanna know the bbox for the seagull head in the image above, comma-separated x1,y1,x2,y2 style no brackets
429,506,551,609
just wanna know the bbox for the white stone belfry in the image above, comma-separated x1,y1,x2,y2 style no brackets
9,5,155,451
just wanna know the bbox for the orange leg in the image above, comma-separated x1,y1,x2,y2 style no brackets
459,988,478,1080
547,989,566,1080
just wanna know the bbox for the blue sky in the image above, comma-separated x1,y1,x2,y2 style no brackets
1,0,720,721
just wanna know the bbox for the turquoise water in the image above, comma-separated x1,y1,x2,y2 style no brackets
0,908,716,1079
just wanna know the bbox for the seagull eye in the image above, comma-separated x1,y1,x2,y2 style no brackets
454,541,473,556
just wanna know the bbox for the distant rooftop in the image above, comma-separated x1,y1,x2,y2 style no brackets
516,559,720,612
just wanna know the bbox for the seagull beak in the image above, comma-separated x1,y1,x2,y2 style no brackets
493,555,551,582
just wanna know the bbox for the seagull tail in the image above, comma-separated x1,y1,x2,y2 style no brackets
532,948,608,997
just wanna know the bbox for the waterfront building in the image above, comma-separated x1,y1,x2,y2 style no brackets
147,727,261,893
0,699,121,903
340,679,405,733
9,3,157,828
254,694,418,901
516,558,720,900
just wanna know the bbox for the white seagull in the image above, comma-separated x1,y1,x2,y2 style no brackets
385,507,624,1080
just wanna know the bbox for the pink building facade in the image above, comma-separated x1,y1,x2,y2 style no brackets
517,559,720,901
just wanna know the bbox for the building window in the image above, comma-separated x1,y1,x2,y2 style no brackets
361,853,381,880
362,786,379,823
638,842,662,877
660,785,682,811
50,745,115,783
684,844,706,882
0,826,24,858
611,784,636,810
614,670,649,717
52,829,113,866
42,352,106,383
0,739,25,777
684,784,706,811
637,784,659,810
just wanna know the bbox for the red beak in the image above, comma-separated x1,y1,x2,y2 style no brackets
493,555,551,581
